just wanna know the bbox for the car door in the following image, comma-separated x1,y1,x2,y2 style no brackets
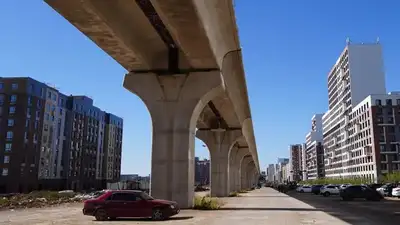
105,193,133,218
353,186,364,198
122,192,145,218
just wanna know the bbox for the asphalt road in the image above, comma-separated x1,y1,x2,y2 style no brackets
287,190,400,225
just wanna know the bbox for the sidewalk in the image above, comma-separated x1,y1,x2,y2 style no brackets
212,188,350,225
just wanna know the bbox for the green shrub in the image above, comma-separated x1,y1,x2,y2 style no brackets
382,172,400,183
26,191,75,200
237,190,248,193
193,196,223,210
0,198,10,207
228,192,239,197
298,176,377,185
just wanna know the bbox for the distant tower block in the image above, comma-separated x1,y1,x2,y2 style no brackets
346,37,351,44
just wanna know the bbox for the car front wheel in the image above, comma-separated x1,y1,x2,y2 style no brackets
152,208,165,221
94,209,108,221
323,192,330,197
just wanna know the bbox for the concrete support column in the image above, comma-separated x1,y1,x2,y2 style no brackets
197,130,241,197
232,148,249,191
240,155,253,190
246,161,256,188
228,146,239,193
124,72,222,208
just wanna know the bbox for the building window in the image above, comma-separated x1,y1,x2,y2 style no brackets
0,83,3,90
376,99,382,105
27,96,32,106
0,95,4,105
6,131,13,140
2,168,8,176
10,95,17,104
28,84,34,93
3,156,9,164
397,99,400,105
386,99,392,106
45,113,49,121
7,119,14,127
5,143,12,152
9,106,15,114
11,83,18,90
47,92,51,99
52,94,57,101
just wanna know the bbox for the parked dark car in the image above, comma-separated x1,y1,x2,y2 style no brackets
339,185,383,201
368,183,383,190
311,185,324,195
83,190,180,221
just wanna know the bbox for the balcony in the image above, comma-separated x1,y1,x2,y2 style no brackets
363,146,373,156
355,123,361,134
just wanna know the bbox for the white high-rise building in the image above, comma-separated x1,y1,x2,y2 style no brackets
323,41,386,180
305,114,325,180
267,164,275,182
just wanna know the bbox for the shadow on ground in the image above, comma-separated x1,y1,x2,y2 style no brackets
104,216,194,222
238,195,290,198
218,207,318,211
286,191,400,225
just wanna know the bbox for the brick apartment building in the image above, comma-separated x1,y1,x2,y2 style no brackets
289,145,303,181
0,77,123,193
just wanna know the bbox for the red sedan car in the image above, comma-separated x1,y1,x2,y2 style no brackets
83,190,180,221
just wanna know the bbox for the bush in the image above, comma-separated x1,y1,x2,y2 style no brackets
228,192,239,197
193,196,223,210
0,191,80,210
237,190,248,193
298,177,374,185
382,172,400,183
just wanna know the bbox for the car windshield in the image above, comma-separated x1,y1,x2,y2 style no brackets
140,192,154,200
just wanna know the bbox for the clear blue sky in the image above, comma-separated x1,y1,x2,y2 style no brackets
1,1,400,175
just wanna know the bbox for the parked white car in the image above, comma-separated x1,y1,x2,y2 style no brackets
320,185,340,196
296,185,312,193
392,187,400,197
339,184,351,189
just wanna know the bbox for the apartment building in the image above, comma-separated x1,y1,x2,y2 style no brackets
339,93,400,182
305,114,325,180
322,41,386,181
195,157,210,185
289,144,303,181
0,77,123,193
267,164,275,182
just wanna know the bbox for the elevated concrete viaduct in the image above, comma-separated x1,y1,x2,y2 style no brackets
45,0,260,208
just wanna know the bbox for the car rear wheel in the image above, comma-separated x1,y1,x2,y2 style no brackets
152,208,165,221
94,209,108,221
300,190,304,193
323,192,330,197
